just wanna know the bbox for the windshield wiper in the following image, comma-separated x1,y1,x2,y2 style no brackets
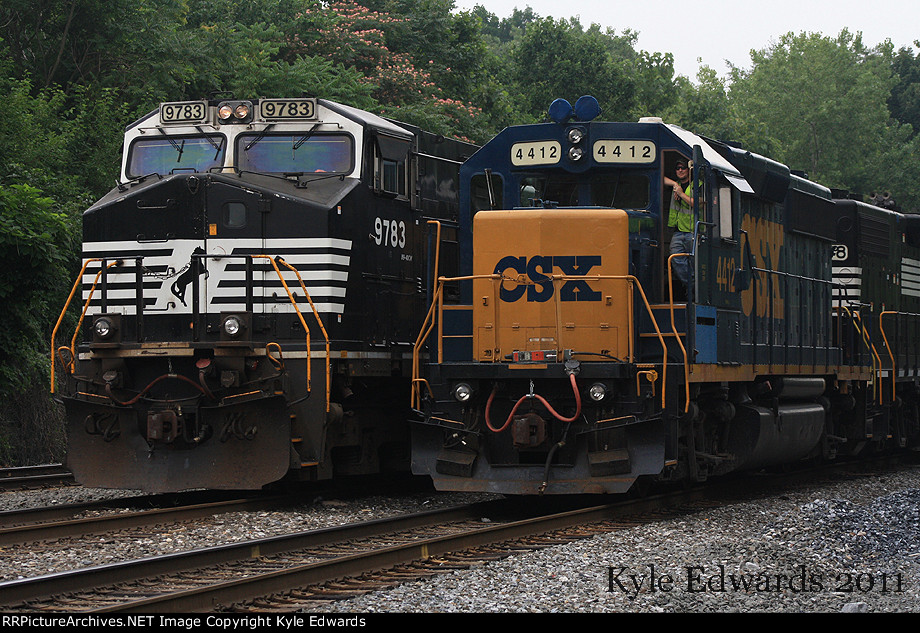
194,125,224,159
244,124,275,151
293,123,320,151
154,126,187,163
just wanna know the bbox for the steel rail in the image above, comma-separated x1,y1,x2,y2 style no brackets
0,495,290,546
0,500,511,608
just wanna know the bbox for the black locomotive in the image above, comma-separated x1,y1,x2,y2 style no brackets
52,98,476,492
410,96,920,494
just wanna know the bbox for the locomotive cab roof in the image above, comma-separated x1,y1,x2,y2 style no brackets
118,97,418,187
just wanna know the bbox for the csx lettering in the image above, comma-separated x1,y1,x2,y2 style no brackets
494,255,602,302
740,215,785,319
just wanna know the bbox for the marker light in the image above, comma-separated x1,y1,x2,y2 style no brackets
548,98,575,124
588,383,607,402
93,317,116,340
574,95,601,122
567,127,584,144
222,315,243,337
452,383,473,402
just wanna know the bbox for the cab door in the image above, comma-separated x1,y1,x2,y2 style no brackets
203,179,267,326
694,163,746,364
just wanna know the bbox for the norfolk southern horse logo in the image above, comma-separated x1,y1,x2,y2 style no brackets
494,255,602,302
171,246,207,306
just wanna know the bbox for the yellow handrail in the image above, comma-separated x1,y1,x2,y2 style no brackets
840,308,882,402
257,255,331,413
50,258,117,393
852,312,883,402
879,310,898,403
411,272,675,411
412,283,443,409
666,253,691,412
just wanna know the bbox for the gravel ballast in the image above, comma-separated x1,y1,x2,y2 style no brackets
3,467,920,613
322,467,920,613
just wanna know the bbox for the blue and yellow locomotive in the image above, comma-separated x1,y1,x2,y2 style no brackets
410,96,920,495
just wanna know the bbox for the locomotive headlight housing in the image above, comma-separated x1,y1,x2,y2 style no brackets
452,382,473,402
222,315,243,337
587,382,608,402
94,317,114,339
219,312,251,342
217,100,253,124
92,314,121,343
234,102,251,120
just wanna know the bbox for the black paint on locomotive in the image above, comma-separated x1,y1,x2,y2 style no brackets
53,98,477,492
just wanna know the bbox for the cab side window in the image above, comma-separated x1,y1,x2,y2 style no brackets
471,173,503,212
373,135,410,198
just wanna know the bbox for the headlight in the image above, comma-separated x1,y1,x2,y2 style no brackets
217,101,253,123
452,383,473,402
568,146,584,161
93,316,116,340
222,315,243,337
567,127,584,144
219,312,251,342
588,383,607,402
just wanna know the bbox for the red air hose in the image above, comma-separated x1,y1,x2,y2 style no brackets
105,373,213,406
485,372,582,433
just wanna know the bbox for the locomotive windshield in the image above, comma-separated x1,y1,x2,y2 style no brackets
236,133,354,174
519,172,649,209
127,135,226,178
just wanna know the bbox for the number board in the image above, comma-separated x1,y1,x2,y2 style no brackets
593,140,656,164
832,244,849,261
259,99,317,121
511,141,562,166
160,101,208,125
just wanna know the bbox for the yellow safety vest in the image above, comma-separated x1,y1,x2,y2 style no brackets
667,181,694,233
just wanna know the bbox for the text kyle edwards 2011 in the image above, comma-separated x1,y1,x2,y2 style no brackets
608,564,905,599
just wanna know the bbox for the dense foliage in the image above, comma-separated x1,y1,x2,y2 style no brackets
0,0,918,464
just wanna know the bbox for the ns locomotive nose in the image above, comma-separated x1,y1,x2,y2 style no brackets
51,98,477,493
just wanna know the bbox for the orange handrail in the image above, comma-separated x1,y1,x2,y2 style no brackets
411,272,676,411
879,310,898,404
50,258,117,393
257,255,331,413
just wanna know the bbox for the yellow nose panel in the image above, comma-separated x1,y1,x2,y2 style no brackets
472,208,631,362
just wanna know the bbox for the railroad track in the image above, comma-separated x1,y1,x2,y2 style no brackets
0,492,296,546
1,490,716,612
1,458,911,613
0,465,74,491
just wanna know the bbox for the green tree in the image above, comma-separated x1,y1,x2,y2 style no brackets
284,0,487,141
508,17,643,123
889,43,920,138
0,0,189,92
727,30,910,199
663,65,735,142
0,184,78,396
0,184,77,466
